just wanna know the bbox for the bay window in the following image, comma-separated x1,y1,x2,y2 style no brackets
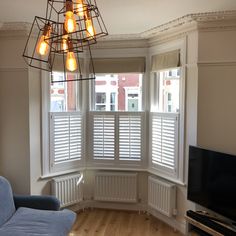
88,56,146,167
89,73,145,167
42,71,84,175
150,68,180,176
42,51,185,182
150,49,185,182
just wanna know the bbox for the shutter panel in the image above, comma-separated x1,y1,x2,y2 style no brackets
151,113,178,170
91,112,144,162
50,112,82,164
93,114,115,159
119,114,143,160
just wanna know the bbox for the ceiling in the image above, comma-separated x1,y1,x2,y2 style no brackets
1,0,236,35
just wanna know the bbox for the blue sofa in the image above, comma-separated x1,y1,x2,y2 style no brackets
0,176,76,236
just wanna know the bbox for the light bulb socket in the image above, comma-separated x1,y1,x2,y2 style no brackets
66,0,74,12
85,9,91,20
67,38,74,52
43,23,51,36
63,26,68,36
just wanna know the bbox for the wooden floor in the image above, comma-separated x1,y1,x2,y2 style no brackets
69,209,183,236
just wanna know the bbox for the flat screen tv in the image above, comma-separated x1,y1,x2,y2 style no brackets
188,145,236,223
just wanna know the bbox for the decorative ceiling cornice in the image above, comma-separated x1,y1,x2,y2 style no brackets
95,34,148,49
141,10,236,39
99,33,141,41
1,10,236,44
191,10,236,22
0,22,31,31
0,22,32,38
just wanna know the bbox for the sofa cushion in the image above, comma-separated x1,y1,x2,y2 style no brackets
0,207,76,236
0,176,15,227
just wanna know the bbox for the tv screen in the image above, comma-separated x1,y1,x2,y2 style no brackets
188,146,236,222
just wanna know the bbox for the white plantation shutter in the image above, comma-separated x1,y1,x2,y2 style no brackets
91,112,144,163
119,114,143,160
93,114,115,159
50,112,82,164
151,112,179,171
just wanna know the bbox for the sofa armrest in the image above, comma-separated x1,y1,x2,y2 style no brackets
13,194,61,211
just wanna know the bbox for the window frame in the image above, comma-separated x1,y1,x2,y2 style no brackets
95,92,107,111
41,71,85,177
41,44,185,184
148,38,186,183
88,72,146,168
149,67,185,183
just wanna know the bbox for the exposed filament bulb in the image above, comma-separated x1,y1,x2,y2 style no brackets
36,24,51,56
64,0,77,33
66,39,78,72
85,11,95,37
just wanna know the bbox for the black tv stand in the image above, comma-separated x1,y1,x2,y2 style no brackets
195,211,234,225
186,210,236,236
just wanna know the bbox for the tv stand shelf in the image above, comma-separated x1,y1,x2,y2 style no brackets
186,215,223,236
186,210,236,236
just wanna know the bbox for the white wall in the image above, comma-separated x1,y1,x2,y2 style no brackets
0,69,31,194
0,27,49,195
197,29,236,154
0,32,31,194
28,68,50,195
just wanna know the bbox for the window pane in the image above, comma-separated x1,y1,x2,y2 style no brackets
110,92,116,104
110,105,115,111
94,74,143,111
157,68,180,113
96,105,106,111
50,72,78,112
96,93,106,104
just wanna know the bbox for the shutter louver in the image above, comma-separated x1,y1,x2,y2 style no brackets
119,115,142,160
93,114,115,159
50,112,82,164
151,113,178,170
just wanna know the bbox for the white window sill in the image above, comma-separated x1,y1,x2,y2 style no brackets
148,168,186,186
40,168,86,180
40,166,185,187
86,166,147,172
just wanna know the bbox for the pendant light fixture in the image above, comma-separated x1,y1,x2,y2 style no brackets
23,0,108,83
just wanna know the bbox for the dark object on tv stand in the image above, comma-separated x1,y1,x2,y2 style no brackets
187,210,236,236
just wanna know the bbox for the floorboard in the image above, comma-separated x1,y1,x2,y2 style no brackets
69,209,183,236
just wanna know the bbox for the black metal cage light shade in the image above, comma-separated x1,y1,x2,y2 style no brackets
23,0,108,82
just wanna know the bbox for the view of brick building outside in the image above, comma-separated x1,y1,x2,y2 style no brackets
50,73,142,112
50,70,179,113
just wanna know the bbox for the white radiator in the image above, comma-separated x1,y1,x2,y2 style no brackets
51,173,83,207
148,176,176,217
94,172,137,203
